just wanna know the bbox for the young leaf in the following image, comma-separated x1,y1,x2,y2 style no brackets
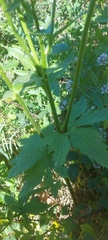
8,134,48,178
68,128,108,167
47,133,70,166
23,197,48,215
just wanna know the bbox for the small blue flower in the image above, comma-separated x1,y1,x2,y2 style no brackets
59,100,67,110
65,80,72,93
101,83,108,94
97,53,108,65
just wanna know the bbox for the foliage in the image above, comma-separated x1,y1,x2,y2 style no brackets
0,0,108,239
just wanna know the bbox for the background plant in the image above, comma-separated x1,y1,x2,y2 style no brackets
0,0,108,239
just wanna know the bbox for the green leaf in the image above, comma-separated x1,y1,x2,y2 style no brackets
42,124,54,137
68,96,108,128
8,46,35,70
5,195,21,213
51,181,61,198
3,60,19,70
52,43,71,55
8,134,47,178
47,51,74,81
49,80,60,96
68,96,87,129
69,128,108,167
55,165,68,178
19,156,50,197
96,10,108,25
68,163,80,183
82,232,96,240
90,70,98,86
73,107,108,127
2,91,15,102
104,119,108,130
7,209,13,221
47,133,70,166
23,197,48,215
12,72,43,93
66,150,79,162
7,0,21,12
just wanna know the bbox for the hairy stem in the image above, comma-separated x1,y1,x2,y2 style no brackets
62,0,96,132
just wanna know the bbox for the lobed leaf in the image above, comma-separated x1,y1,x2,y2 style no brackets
8,134,48,178
8,47,35,70
46,133,70,166
68,128,108,167
23,197,48,215
47,51,74,81
74,107,108,127
68,96,87,129
68,163,80,183
68,96,108,129
12,72,43,93
19,156,50,197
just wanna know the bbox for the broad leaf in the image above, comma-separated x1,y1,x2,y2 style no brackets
23,197,48,215
68,96,87,129
52,43,71,55
3,60,19,70
68,163,80,183
47,51,74,81
8,134,48,178
8,47,35,70
55,166,68,178
68,96,108,129
5,195,21,213
19,156,50,197
12,72,43,93
2,91,15,102
96,10,108,25
74,107,108,127
46,133,70,166
68,128,108,167
7,0,21,12
49,80,60,96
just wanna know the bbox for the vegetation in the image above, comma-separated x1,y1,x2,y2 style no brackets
0,0,108,239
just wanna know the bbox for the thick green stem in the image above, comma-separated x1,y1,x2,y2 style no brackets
62,0,96,132
1,0,40,73
50,0,57,35
0,66,43,137
44,80,61,133
65,178,77,207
